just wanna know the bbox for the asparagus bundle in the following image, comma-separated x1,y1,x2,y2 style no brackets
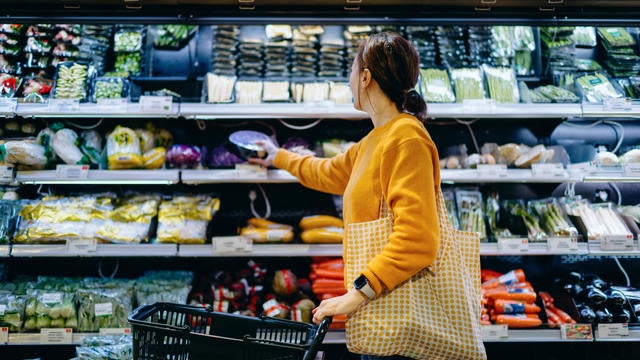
529,199,579,237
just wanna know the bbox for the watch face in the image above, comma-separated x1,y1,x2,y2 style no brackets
354,275,367,289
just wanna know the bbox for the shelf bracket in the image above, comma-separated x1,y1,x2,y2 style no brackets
124,0,142,10
345,0,362,11
62,0,80,9
238,0,255,11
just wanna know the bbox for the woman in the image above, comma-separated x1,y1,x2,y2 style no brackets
255,32,483,360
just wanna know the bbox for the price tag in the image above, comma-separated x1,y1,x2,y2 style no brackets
481,324,508,340
497,237,529,252
212,236,252,253
0,327,7,344
462,98,494,111
567,161,597,175
597,323,629,338
40,292,62,304
603,97,632,112
95,302,113,317
56,164,89,180
477,164,507,178
547,237,579,252
561,323,593,341
601,234,634,251
49,99,80,112
532,163,565,177
40,328,73,344
139,95,172,113
97,98,128,112
623,163,640,177
0,98,17,113
235,164,267,179
0,166,13,181
99,327,131,336
66,239,97,255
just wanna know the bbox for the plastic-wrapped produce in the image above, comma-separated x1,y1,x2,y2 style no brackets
0,140,48,169
75,335,132,360
106,126,142,170
135,271,193,306
156,195,220,244
455,189,487,241
419,68,455,103
80,130,104,167
96,194,160,243
575,72,624,102
165,144,201,169
52,62,95,102
483,65,519,103
205,73,236,103
451,68,485,102
52,128,88,165
76,279,135,332
24,288,78,331
529,198,579,238
0,200,19,244
0,293,27,332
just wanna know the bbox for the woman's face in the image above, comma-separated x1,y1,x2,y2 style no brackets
349,58,361,111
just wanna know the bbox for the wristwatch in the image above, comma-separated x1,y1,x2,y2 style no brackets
354,274,376,300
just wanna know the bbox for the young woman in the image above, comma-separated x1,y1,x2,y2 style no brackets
255,32,483,360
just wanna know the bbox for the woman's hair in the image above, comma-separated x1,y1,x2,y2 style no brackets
356,31,427,122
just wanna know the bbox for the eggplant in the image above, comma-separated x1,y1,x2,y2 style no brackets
578,304,596,323
612,308,631,323
605,289,627,309
595,307,614,323
580,286,607,306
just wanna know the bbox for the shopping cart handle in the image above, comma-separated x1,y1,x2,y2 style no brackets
304,316,332,360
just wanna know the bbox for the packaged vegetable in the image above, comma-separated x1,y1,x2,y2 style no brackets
0,294,27,332
451,68,485,102
106,126,142,170
0,140,47,169
419,68,455,103
80,130,104,167
482,65,519,103
52,128,89,165
575,72,624,102
156,195,220,244
142,147,166,169
76,280,135,332
165,144,201,169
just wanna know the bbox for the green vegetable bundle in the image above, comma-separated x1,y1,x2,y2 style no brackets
76,280,134,332
532,85,580,103
419,68,455,103
529,198,579,238
451,68,486,102
53,62,94,101
0,294,27,332
575,72,624,102
483,65,520,103
154,25,197,49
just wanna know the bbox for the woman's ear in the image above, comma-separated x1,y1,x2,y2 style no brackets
361,68,372,88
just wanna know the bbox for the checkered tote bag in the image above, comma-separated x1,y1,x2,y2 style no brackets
345,188,486,360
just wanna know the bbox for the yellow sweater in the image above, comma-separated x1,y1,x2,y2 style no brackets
274,114,440,295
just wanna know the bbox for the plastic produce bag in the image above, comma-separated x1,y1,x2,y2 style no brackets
0,140,47,169
24,288,78,331
419,68,455,103
52,128,89,165
80,130,104,167
76,280,135,332
0,293,27,332
451,68,486,102
156,195,220,244
106,126,142,169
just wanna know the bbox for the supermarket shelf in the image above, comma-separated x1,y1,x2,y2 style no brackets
440,169,579,183
587,241,640,257
429,103,582,119
180,103,368,120
10,244,179,257
16,103,180,118
324,329,578,343
15,170,180,185
7,332,94,345
0,245,9,257
181,169,297,184
581,103,640,118
178,243,343,257
480,242,590,256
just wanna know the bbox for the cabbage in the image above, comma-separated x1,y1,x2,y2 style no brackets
165,144,201,169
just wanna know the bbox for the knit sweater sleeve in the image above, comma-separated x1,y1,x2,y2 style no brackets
273,144,359,195
362,137,441,294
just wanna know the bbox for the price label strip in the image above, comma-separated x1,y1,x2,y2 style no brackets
603,97,632,112
40,328,73,344
0,326,7,344
547,237,579,252
477,164,507,178
139,96,173,113
235,164,267,179
597,323,629,339
49,99,80,112
497,237,529,252
0,166,14,181
66,239,98,255
97,98,128,112
56,165,89,180
0,98,17,113
481,324,508,341
99,327,131,336
212,236,252,253
623,163,640,177
561,323,593,341
601,234,634,251
531,163,566,177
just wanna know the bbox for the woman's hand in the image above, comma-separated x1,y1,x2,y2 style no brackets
248,140,279,167
312,288,368,324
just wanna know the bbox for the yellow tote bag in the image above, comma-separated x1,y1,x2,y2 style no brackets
345,188,486,360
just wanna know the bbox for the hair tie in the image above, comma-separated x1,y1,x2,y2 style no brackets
405,88,418,94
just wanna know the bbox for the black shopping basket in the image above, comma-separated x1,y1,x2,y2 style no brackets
128,302,332,360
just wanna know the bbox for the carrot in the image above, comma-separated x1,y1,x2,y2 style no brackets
547,304,575,324
311,268,344,280
482,269,526,290
538,291,554,305
545,309,561,327
311,258,344,270
312,285,347,295
481,269,503,282
484,289,537,303
494,314,542,328
493,299,541,314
